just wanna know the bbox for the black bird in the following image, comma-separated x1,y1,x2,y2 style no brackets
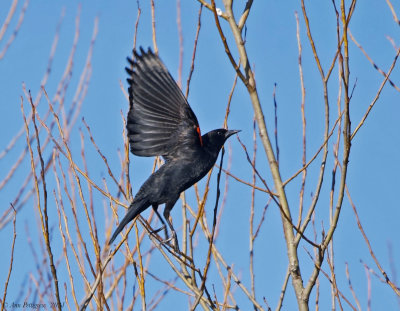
109,47,239,251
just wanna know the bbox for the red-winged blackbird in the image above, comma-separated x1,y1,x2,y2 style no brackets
109,47,239,250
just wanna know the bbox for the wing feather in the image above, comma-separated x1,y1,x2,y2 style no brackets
126,47,202,161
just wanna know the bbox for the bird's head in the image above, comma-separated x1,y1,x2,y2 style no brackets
203,129,240,153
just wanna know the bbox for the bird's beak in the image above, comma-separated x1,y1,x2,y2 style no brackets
226,129,241,138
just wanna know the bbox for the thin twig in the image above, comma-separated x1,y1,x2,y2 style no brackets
345,185,400,296
191,149,225,310
345,263,362,311
185,4,203,98
275,267,290,311
386,0,400,25
25,94,63,310
272,84,279,163
349,30,400,92
176,0,183,88
0,0,30,60
249,118,257,307
82,118,127,199
1,206,17,311
351,46,400,140
196,0,228,20
238,0,254,31
0,0,18,41
295,11,307,230
150,0,158,55
303,247,357,311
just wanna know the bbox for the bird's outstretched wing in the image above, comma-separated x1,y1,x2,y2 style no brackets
126,47,203,162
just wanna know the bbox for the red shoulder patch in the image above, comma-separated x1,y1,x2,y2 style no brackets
196,126,203,146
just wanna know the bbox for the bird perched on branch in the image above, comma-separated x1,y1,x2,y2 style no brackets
109,47,239,251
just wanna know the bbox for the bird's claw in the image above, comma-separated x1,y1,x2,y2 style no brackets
170,232,180,253
160,234,180,253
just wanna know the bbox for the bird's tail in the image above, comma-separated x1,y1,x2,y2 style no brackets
108,198,148,245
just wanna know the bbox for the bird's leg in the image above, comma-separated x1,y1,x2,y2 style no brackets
163,203,179,252
151,204,168,240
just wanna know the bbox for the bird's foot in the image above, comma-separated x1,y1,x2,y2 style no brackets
170,232,180,253
159,235,180,253
160,236,174,245
150,224,166,235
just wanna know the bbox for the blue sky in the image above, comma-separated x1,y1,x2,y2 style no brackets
1,1,400,310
